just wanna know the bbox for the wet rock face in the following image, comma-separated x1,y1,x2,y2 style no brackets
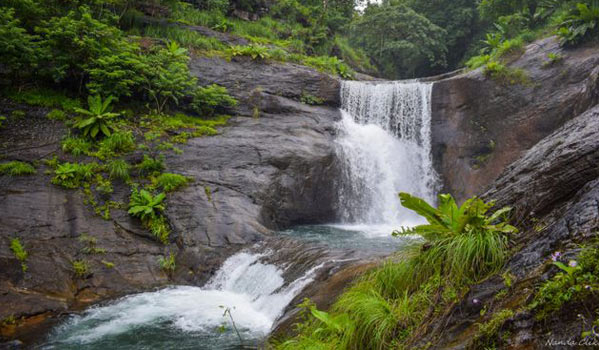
431,37,599,202
419,105,599,349
0,56,342,342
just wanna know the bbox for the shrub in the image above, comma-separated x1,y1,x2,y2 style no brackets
73,95,120,139
466,54,492,69
558,2,599,46
10,238,28,272
137,154,165,176
0,9,41,80
0,161,36,176
106,159,131,180
128,188,166,222
141,41,197,114
51,162,97,189
153,173,190,192
190,84,237,117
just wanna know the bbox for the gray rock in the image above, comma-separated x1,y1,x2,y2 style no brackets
432,37,599,202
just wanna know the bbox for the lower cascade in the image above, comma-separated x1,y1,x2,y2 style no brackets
43,250,322,349
335,80,438,233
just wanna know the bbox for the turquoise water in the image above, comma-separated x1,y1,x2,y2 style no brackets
279,224,419,255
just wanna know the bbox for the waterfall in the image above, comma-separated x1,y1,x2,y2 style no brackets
43,250,323,349
335,81,438,232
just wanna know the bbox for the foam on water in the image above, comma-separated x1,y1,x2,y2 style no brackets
44,251,322,348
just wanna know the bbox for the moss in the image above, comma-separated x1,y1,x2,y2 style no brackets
72,260,90,278
471,309,515,349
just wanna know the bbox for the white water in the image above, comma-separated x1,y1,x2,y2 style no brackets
45,251,322,348
335,81,438,234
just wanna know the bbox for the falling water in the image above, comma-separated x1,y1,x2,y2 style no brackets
335,80,438,233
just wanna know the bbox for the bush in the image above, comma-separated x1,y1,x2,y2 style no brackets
0,9,41,80
10,238,28,273
0,161,36,176
141,41,197,114
153,173,190,192
3,88,81,112
558,2,599,46
190,84,237,117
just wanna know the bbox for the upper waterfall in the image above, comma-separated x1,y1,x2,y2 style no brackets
335,80,438,231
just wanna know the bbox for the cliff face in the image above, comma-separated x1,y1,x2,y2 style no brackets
0,55,341,342
431,37,599,202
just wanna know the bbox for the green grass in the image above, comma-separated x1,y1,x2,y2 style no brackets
0,161,36,176
483,61,530,85
142,25,227,51
3,87,81,112
106,159,131,180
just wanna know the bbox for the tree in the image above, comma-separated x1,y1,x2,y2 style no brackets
141,41,197,114
351,4,447,79
0,9,42,80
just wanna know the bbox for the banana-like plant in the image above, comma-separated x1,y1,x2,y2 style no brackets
393,192,517,240
73,95,119,139
128,189,166,222
394,192,518,283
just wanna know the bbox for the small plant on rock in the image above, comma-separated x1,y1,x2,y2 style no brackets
128,188,166,222
73,95,119,139
158,253,176,273
72,260,90,278
106,159,131,180
153,173,190,193
10,238,28,272
0,161,36,176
